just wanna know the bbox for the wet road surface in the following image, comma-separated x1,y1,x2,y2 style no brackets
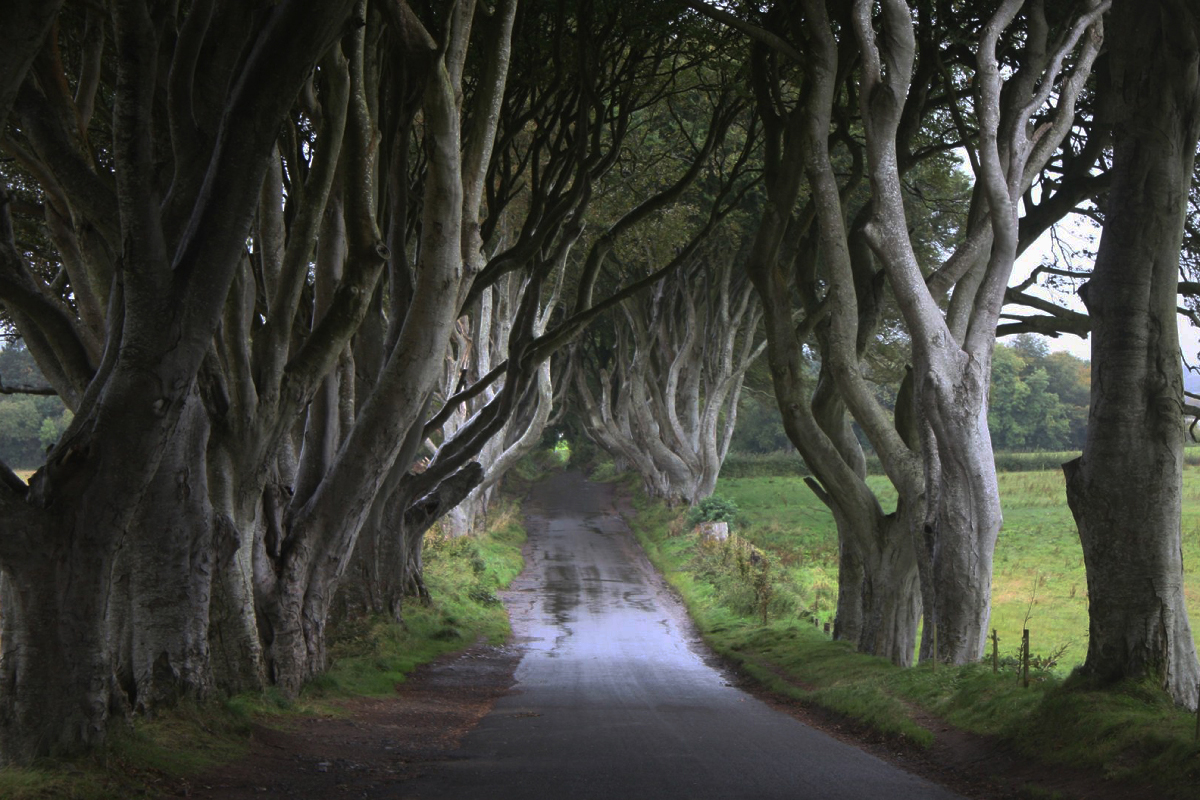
405,471,963,799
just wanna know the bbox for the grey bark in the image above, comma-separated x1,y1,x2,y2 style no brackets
110,386,214,714
1064,0,1200,708
729,0,924,666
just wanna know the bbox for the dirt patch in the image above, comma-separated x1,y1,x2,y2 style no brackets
169,642,519,799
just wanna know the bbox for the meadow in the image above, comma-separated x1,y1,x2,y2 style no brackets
715,465,1200,671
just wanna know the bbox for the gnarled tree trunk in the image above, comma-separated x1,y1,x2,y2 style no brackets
1064,0,1200,708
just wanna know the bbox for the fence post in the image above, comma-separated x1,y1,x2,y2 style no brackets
991,629,999,675
1021,629,1030,688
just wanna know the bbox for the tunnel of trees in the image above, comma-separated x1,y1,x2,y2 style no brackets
0,0,1197,764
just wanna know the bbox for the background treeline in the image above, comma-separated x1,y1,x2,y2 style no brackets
731,332,1091,458
0,343,70,469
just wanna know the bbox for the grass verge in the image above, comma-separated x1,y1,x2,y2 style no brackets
0,499,527,799
622,474,1200,799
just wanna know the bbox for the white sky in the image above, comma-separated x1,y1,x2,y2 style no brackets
1000,214,1200,366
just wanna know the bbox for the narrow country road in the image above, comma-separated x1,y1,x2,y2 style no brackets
404,471,964,799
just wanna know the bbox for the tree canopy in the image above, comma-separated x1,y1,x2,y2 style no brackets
0,0,1198,766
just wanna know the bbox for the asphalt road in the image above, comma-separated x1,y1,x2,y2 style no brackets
405,471,964,799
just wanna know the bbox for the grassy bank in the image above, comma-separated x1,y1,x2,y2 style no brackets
0,500,527,800
625,471,1200,798
711,467,1200,671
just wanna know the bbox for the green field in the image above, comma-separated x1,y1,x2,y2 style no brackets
715,465,1200,671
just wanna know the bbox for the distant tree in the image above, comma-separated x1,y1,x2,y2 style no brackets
575,244,765,505
989,339,1072,451
0,341,50,391
0,343,67,465
0,396,40,466
730,391,794,454
1043,351,1091,447
1010,332,1051,363
989,346,1033,449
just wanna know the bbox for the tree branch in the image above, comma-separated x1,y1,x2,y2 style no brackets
0,0,65,131
683,1,804,63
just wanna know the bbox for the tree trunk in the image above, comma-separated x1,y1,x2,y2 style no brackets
857,508,922,664
817,475,921,666
919,364,1002,663
110,386,214,713
0,371,202,761
1064,0,1200,708
206,447,267,695
0,530,115,762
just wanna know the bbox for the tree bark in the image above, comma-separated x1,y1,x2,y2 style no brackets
1064,0,1200,708
110,386,214,714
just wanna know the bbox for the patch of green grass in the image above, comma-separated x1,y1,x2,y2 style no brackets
316,507,525,696
627,474,1200,798
0,768,107,800
720,448,1107,479
0,699,260,800
713,467,1200,672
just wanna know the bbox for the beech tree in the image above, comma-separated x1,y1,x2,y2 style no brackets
575,242,765,504
0,0,358,762
1064,0,1200,708
436,272,567,539
693,0,1108,664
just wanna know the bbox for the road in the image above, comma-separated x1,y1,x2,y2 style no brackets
404,471,964,799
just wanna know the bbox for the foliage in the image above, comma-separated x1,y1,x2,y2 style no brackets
0,343,70,469
0,395,70,469
687,533,797,623
721,447,1163,479
685,494,740,528
989,336,1088,451
721,450,813,478
728,391,794,455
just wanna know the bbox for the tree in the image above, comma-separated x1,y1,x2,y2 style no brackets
575,243,765,504
1044,351,1091,447
0,0,359,762
2,2,761,762
989,344,1034,449
988,340,1071,451
692,0,1108,666
0,397,40,466
853,0,1105,664
1064,0,1200,708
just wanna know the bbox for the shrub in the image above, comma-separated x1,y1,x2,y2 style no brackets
686,494,740,528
